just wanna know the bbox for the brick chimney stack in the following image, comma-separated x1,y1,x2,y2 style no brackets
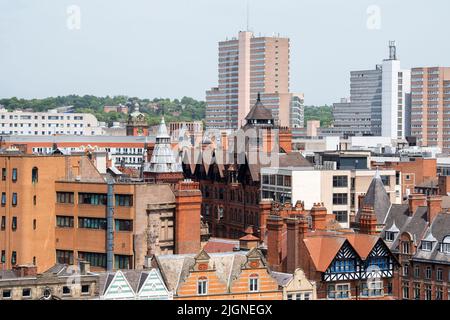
408,194,427,216
259,199,273,243
427,195,442,224
174,179,202,254
359,206,378,235
286,218,299,273
310,203,327,230
266,215,285,272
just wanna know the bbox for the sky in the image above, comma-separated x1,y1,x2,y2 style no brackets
1,0,450,106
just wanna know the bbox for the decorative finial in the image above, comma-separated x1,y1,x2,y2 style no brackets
257,92,261,103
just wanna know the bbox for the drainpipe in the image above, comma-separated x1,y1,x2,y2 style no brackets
106,179,114,271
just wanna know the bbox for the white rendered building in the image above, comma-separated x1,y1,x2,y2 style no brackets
0,108,102,136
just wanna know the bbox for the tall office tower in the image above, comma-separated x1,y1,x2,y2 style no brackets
381,41,411,140
327,42,410,138
410,67,450,152
206,31,294,129
327,67,382,137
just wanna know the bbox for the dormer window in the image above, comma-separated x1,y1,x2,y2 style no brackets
439,236,450,254
421,241,433,251
385,231,397,242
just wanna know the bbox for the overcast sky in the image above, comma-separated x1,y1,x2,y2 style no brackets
1,0,449,105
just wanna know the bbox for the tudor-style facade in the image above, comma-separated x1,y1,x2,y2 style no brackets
265,202,399,300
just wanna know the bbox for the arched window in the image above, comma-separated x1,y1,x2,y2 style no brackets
32,167,38,183
197,276,208,295
440,236,450,254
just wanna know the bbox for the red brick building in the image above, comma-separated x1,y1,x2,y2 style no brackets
266,202,399,300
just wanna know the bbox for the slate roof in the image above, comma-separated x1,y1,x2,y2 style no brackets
382,201,450,264
245,95,273,121
355,173,391,224
270,271,293,287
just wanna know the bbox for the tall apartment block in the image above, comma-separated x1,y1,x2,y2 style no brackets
206,31,301,129
410,67,450,152
326,42,411,139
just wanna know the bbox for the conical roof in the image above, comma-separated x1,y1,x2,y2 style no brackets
245,93,273,121
144,117,182,173
356,171,391,224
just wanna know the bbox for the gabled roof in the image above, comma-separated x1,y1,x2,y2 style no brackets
156,250,267,293
303,232,383,272
303,236,346,272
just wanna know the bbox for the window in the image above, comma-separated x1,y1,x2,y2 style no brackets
425,285,432,300
368,257,388,270
361,279,383,297
33,219,36,230
1,193,5,206
439,236,450,254
22,288,31,298
115,219,133,231
81,285,90,294
335,284,350,299
56,192,74,204
425,266,432,279
1,168,6,180
79,193,107,205
114,255,132,269
78,217,106,230
249,274,259,292
330,259,355,273
304,292,311,300
11,251,16,265
385,231,396,242
197,277,208,295
413,283,420,300
12,217,17,231
115,194,133,207
421,241,432,251
414,266,420,278
332,193,348,205
381,176,390,186
437,268,443,281
333,211,348,223
333,176,348,187
1,216,5,230
1,250,5,263
12,168,17,182
2,290,11,299
402,241,410,254
403,264,409,276
56,216,74,228
436,287,443,300
402,282,409,299
78,252,106,268
62,286,71,296
12,193,17,206
31,167,38,183
56,250,74,264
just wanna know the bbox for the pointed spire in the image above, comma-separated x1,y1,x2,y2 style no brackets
156,116,170,139
374,166,381,180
